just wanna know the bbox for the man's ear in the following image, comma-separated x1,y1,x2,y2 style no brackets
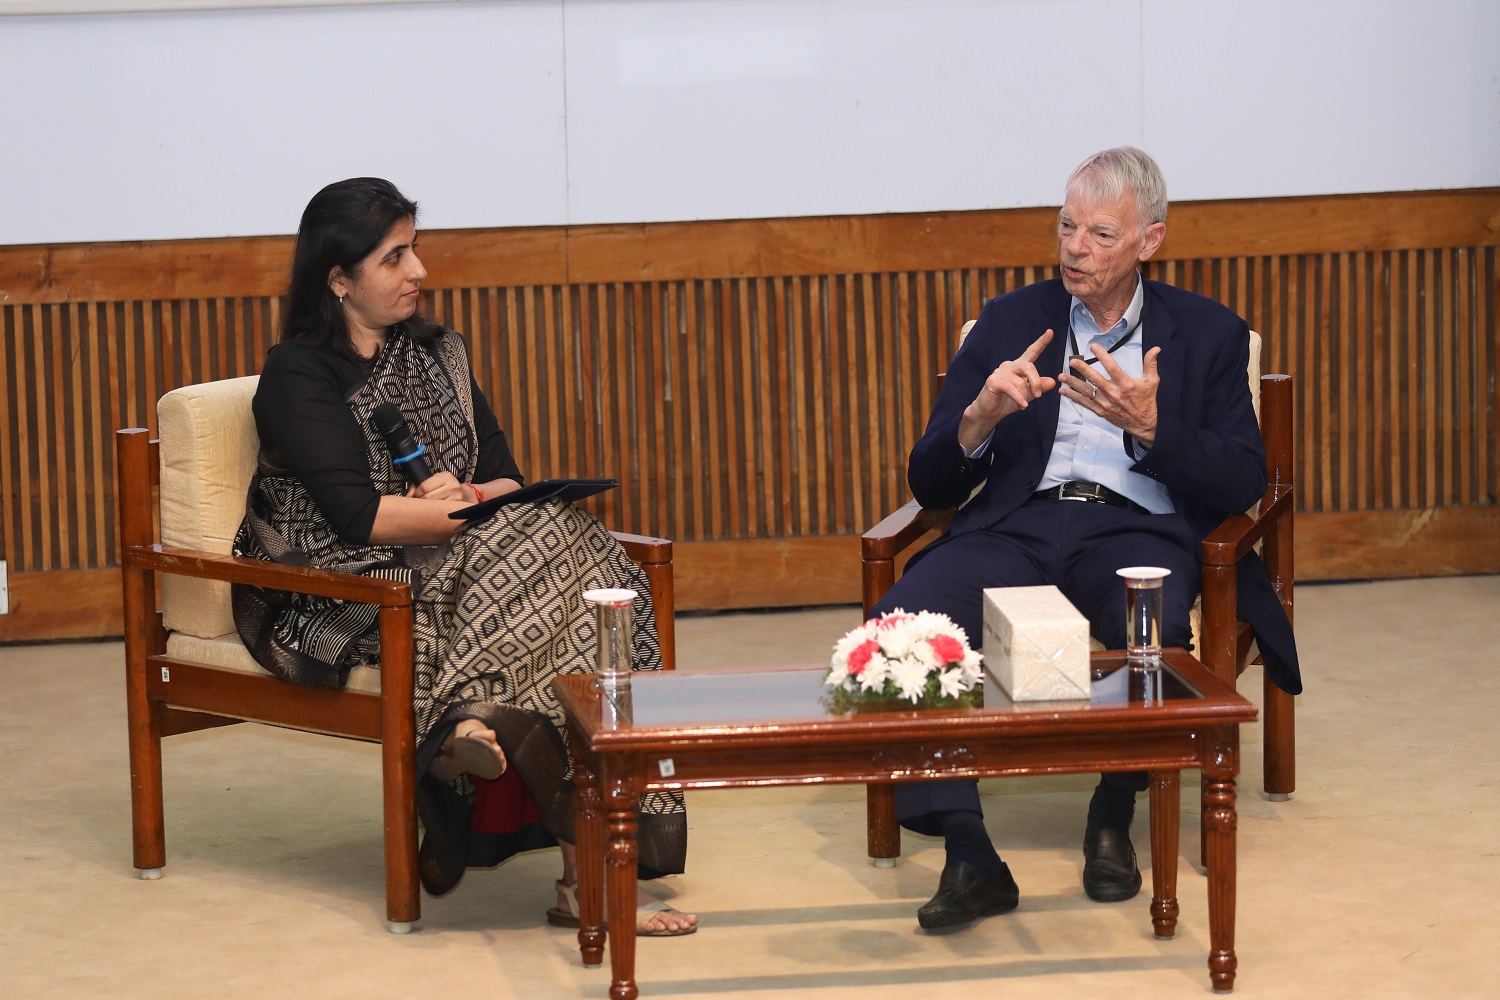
1138,222,1167,262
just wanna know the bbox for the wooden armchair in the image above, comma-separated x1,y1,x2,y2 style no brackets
859,332,1295,864
117,375,674,931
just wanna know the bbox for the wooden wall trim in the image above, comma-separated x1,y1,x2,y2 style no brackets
4,188,1497,304
6,510,1498,643
1296,507,1500,580
0,568,121,642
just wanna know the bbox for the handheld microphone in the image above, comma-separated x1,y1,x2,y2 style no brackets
372,403,434,485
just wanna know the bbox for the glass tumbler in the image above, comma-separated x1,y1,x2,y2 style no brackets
583,588,636,721
1116,566,1171,668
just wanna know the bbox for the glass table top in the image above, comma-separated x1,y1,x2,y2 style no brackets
617,660,1204,728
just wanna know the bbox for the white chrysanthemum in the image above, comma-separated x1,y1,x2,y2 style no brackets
938,666,967,700
877,621,919,662
858,652,893,693
890,656,931,702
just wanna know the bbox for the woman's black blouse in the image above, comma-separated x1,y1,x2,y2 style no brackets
251,334,522,544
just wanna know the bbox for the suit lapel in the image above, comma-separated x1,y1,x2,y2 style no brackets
1142,279,1183,425
1034,289,1071,460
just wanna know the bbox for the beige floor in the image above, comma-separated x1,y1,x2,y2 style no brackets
3,575,1498,999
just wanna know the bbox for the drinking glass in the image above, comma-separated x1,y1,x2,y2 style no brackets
583,588,636,722
1116,566,1170,669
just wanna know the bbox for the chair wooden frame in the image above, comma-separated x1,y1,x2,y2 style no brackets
857,375,1296,863
116,426,675,930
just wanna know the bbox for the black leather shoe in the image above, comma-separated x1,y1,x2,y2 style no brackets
916,859,1020,929
1083,825,1142,902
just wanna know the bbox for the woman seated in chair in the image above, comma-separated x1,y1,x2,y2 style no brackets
231,177,695,935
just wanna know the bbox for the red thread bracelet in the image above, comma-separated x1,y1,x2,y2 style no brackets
471,484,485,503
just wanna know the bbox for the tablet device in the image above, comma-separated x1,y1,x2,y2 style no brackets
450,478,619,522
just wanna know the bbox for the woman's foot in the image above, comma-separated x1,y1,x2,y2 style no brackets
547,880,698,937
635,889,698,936
431,720,506,782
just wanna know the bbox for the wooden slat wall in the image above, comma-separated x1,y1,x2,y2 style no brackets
1145,248,1498,513
2,189,1497,640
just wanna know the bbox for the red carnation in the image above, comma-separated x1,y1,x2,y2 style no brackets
928,634,964,665
848,639,880,676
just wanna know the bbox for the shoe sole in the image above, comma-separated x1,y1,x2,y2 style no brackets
917,894,1019,930
1083,878,1143,903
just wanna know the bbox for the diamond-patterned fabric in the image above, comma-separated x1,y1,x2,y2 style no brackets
232,325,685,872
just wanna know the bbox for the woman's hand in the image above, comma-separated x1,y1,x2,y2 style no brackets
407,471,469,501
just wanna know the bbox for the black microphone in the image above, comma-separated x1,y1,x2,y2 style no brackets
372,403,434,485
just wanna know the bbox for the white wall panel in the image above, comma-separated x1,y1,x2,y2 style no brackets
0,2,566,244
0,0,1495,245
1143,0,1500,202
563,0,1142,223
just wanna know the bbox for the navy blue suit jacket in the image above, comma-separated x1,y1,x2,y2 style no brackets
908,277,1301,694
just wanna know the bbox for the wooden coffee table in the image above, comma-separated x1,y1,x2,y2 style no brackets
553,649,1257,999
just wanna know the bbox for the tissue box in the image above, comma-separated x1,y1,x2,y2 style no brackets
982,586,1091,702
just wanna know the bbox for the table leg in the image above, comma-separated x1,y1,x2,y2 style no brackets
1203,736,1240,993
1148,769,1181,939
866,782,899,867
602,755,643,1000
568,727,606,969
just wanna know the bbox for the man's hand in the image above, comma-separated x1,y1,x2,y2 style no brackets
958,329,1057,454
1058,344,1162,447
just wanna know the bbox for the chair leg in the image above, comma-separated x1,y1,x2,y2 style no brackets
123,575,167,879
379,605,421,931
1263,673,1295,801
126,695,167,880
867,783,900,867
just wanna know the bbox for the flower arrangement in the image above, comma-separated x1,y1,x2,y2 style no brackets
824,609,984,711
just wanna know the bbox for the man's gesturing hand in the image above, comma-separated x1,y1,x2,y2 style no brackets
1058,343,1162,447
958,329,1057,454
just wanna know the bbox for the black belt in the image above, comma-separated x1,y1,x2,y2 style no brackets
1032,481,1149,516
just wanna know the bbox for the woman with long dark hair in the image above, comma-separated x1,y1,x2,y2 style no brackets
232,177,695,935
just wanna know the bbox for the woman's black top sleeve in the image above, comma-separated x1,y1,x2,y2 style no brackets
470,374,523,486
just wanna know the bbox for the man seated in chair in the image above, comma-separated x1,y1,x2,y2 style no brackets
871,145,1300,930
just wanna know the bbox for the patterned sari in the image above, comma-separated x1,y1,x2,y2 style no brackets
232,327,686,885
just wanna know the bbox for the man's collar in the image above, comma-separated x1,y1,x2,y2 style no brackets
1070,272,1144,343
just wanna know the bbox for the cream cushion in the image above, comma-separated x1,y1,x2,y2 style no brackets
157,375,383,694
164,632,382,694
158,376,261,638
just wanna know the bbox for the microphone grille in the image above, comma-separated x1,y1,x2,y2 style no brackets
372,402,406,437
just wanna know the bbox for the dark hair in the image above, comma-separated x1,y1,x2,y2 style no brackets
282,177,436,354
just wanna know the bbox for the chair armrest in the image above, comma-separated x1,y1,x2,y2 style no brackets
610,531,672,563
1200,489,1295,567
861,501,955,615
125,544,412,607
607,531,675,670
861,501,954,561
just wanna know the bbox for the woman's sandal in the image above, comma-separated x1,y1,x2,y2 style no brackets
430,726,507,783
547,879,698,937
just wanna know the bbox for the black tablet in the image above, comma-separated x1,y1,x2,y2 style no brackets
450,478,619,522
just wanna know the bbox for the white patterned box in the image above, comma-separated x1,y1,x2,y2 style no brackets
982,586,1091,702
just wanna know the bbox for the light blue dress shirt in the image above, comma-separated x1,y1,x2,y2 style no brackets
968,273,1174,514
